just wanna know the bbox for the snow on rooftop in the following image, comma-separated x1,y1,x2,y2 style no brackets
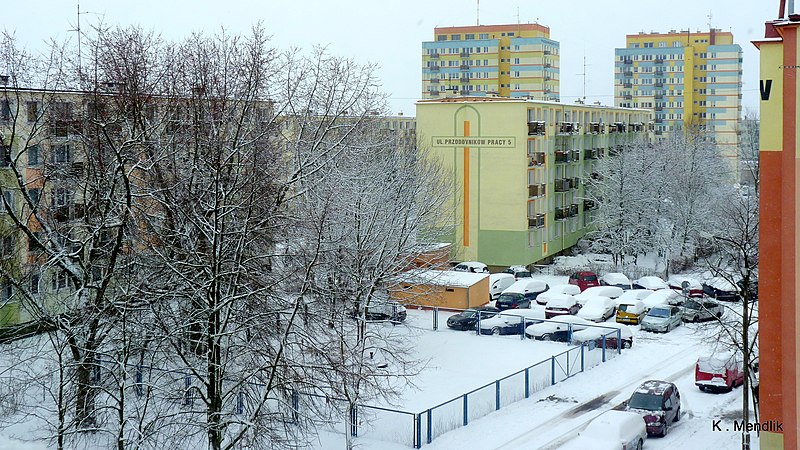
396,269,487,288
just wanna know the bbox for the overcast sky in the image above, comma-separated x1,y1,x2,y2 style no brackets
5,0,773,116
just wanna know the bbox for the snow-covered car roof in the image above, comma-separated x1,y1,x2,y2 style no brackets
453,261,488,272
480,307,545,328
617,300,645,313
504,278,548,294
634,275,668,290
601,272,631,286
634,379,675,395
544,294,578,308
581,410,644,440
543,284,581,296
667,275,702,290
581,295,613,309
574,322,633,341
642,289,681,309
616,289,652,305
525,316,593,334
575,286,624,303
697,353,741,372
489,273,515,282
504,265,528,273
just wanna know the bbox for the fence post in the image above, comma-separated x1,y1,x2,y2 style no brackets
476,311,481,336
463,394,468,426
433,306,438,331
426,408,432,444
524,367,530,398
581,343,585,372
520,317,525,340
601,334,607,363
350,405,358,437
551,355,556,385
617,329,622,354
495,380,501,410
415,413,422,449
291,390,299,421
236,390,244,415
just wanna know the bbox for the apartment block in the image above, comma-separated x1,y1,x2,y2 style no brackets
416,97,651,267
422,24,560,101
614,29,742,165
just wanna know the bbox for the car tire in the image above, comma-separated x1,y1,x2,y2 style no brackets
693,315,699,322
492,327,501,336
661,422,669,437
674,406,681,422
541,333,552,341
622,340,632,349
636,439,643,450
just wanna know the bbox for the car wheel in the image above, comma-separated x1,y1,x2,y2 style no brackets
492,327,501,336
622,340,632,349
699,385,706,392
661,422,669,437
636,438,643,450
674,406,681,422
693,315,699,322
541,333,552,341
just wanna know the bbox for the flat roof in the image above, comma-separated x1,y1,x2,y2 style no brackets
416,96,651,113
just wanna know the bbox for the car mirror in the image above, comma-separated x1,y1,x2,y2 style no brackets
665,406,673,411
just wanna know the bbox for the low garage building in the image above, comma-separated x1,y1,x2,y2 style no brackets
389,269,490,309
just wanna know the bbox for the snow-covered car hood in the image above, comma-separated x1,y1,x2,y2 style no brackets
641,315,669,326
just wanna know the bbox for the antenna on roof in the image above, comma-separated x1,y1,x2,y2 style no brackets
576,53,589,103
707,10,713,29
477,0,480,26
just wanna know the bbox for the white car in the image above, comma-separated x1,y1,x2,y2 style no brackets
562,410,646,450
544,294,581,318
478,307,545,336
452,261,489,273
502,265,532,280
572,323,634,349
614,289,652,308
524,315,593,341
642,288,683,310
633,275,668,290
600,272,633,290
488,273,515,300
576,296,616,322
575,286,624,306
496,279,549,310
536,284,581,305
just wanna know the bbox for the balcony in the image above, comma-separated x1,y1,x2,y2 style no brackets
528,183,546,197
555,207,568,221
584,148,598,160
622,59,633,65
544,62,552,68
460,77,469,83
554,178,570,192
654,105,663,111
528,214,546,228
428,90,440,96
654,58,665,65
571,150,581,162
654,118,664,124
630,122,644,132
623,71,633,77
430,53,440,59
459,64,470,71
554,151,570,164
558,122,579,134
459,89,470,95
53,203,85,223
623,83,632,89
654,70,664,76
654,93,663,99
527,121,546,135
588,122,603,134
654,82,664,88
569,204,579,217
583,199,597,210
528,152,545,166
543,49,551,55
623,94,633,100
430,78,440,84
544,75,552,81
430,66,440,72
460,51,470,57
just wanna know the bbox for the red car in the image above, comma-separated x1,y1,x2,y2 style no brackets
568,271,600,292
625,380,681,437
695,353,744,392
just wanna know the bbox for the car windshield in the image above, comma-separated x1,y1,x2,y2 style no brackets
583,274,598,281
460,310,477,318
619,304,633,312
628,392,663,411
649,308,670,318
516,271,531,278
497,293,522,305
684,300,701,309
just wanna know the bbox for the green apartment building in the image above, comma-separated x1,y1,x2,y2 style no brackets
416,97,652,268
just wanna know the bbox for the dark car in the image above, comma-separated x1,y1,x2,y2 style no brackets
568,271,600,292
625,380,681,437
446,306,500,331
364,301,407,322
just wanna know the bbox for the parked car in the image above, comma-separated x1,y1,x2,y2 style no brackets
667,275,704,298
495,279,549,310
695,352,744,393
632,275,668,290
365,301,407,322
446,306,500,331
564,410,646,450
479,307,545,336
502,265,532,280
640,305,683,333
616,300,647,325
452,261,489,273
576,296,616,322
489,273,516,300
702,278,740,302
572,322,634,349
681,298,724,322
575,286,624,306
524,315,593,341
536,284,581,306
641,288,683,310
568,271,600,292
544,294,582,318
614,289,652,308
625,380,681,437
600,272,633,290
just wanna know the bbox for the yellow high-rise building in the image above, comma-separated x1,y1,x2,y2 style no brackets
422,24,560,101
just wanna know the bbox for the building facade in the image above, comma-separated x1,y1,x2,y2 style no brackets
753,11,800,450
614,29,742,166
422,24,560,101
416,97,651,268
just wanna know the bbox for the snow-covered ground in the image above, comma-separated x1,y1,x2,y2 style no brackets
314,303,758,450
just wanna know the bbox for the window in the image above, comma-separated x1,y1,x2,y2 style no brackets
26,101,39,122
27,145,41,166
52,269,69,291
0,145,11,166
28,188,40,206
52,187,73,207
479,33,489,39
0,100,10,121
1,190,14,213
54,144,71,164
644,42,654,48
437,35,447,41
0,235,14,257
30,272,40,295
451,34,461,41
658,42,667,48
508,32,515,36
